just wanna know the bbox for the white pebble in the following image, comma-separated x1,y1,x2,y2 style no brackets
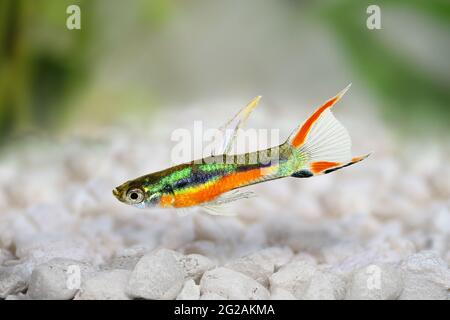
181,241,223,261
126,249,186,300
256,247,294,269
397,175,430,203
399,251,450,300
270,287,296,300
28,258,95,300
176,279,200,300
321,241,365,265
75,270,130,300
24,204,78,235
0,268,28,298
5,293,29,300
200,267,269,300
0,249,14,265
431,204,450,235
346,264,403,300
303,270,346,300
269,261,316,299
105,246,153,271
291,252,317,265
176,254,216,282
200,292,227,300
225,247,294,287
15,235,93,264
225,254,274,287
429,167,450,198
0,259,36,298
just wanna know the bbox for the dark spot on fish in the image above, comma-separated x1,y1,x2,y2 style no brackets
162,184,175,194
292,170,313,178
324,161,354,174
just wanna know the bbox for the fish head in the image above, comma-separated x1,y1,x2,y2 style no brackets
113,175,169,209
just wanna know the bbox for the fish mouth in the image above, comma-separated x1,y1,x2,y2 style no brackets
112,188,120,198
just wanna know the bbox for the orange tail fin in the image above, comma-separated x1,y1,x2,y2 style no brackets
288,84,370,177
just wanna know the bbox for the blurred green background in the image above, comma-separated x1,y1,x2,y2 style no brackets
0,0,449,145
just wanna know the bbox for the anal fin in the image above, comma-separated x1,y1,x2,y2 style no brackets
200,189,257,216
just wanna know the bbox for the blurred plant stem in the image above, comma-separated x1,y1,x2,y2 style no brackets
0,0,91,144
0,0,31,137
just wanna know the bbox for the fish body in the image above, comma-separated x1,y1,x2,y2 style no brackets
113,85,370,210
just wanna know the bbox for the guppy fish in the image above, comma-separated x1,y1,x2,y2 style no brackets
113,85,370,213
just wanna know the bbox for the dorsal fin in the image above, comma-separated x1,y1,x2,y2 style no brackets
212,96,261,155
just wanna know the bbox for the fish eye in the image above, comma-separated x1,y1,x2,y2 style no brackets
126,188,144,203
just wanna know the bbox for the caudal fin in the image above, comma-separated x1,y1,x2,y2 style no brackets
287,84,370,177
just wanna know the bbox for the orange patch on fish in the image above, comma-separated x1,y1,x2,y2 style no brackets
310,161,340,174
291,97,338,148
163,167,270,208
159,194,175,207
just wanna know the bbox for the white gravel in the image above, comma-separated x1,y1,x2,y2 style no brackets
176,279,200,300
75,269,131,300
126,249,186,300
28,258,96,300
176,253,216,282
346,263,403,300
0,103,449,300
200,267,270,299
269,260,317,299
398,251,450,300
